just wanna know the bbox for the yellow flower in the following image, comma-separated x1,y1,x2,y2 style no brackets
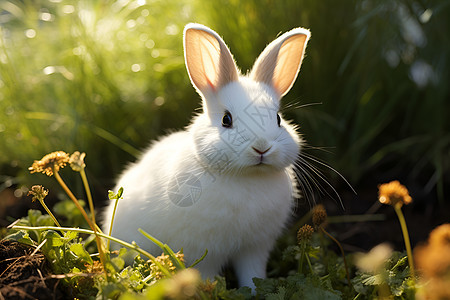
27,185,49,203
29,151,70,176
415,224,450,300
378,180,412,207
69,151,86,172
415,224,450,278
428,223,450,247
150,252,185,280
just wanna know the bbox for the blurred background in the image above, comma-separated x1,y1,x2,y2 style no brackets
0,0,449,251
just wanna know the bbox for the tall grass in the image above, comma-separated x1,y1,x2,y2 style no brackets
194,0,450,201
0,0,196,191
0,0,449,203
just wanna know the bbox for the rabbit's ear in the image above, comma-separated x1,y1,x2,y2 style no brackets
184,24,239,95
250,28,310,97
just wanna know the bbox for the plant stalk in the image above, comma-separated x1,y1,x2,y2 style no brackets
53,169,107,274
80,168,96,226
38,199,62,228
320,227,352,287
393,203,415,281
107,195,120,251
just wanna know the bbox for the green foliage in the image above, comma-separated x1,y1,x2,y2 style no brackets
0,0,196,189
193,0,450,198
5,209,187,299
254,274,341,300
6,209,54,243
353,253,416,299
0,0,448,202
53,198,89,227
4,201,420,299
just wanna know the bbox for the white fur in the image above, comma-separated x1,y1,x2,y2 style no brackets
102,23,310,290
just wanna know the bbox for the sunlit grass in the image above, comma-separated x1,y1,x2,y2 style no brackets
1,0,448,203
0,0,196,190
194,0,449,201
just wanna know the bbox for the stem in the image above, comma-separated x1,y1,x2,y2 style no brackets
12,225,172,277
305,253,314,274
320,227,352,287
107,195,120,251
53,170,93,230
80,168,95,226
393,204,415,281
53,169,107,274
189,249,208,268
298,246,305,273
352,293,362,300
139,228,185,270
39,199,62,228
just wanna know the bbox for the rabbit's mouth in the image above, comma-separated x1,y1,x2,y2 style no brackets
246,161,280,175
253,156,273,168
252,146,271,166
256,155,268,165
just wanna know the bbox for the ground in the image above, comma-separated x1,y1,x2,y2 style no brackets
0,239,63,300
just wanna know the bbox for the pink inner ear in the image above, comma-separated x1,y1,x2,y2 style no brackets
249,28,310,98
206,77,216,92
184,25,239,96
198,34,220,90
272,35,307,96
185,29,221,94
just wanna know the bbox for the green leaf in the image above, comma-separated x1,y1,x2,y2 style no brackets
352,273,373,295
112,256,125,270
53,199,87,227
4,230,35,246
36,214,55,226
266,286,287,300
62,230,78,243
108,187,124,201
28,209,43,226
101,282,127,299
42,230,64,247
188,249,208,268
118,247,128,257
255,274,341,300
361,274,384,286
69,243,93,264
254,277,279,295
391,255,408,271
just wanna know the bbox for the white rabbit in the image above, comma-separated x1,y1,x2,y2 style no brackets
102,23,310,289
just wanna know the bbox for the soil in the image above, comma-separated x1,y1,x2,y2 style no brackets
0,239,63,300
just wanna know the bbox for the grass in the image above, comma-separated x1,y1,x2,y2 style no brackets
0,0,196,191
0,0,449,202
193,0,450,193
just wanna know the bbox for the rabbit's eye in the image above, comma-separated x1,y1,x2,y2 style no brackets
277,114,281,127
222,111,233,128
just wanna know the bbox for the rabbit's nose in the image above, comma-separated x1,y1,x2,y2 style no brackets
252,146,271,155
